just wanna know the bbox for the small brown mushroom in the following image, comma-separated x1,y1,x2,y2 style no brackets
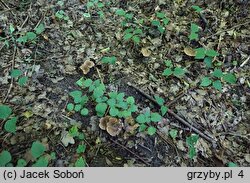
106,118,122,136
99,116,111,130
79,60,95,75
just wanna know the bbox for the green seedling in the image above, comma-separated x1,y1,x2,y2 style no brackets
186,134,199,159
101,56,117,65
55,10,69,21
151,11,170,34
191,5,203,13
123,27,143,44
189,23,200,41
115,8,134,26
0,150,12,167
162,60,186,78
154,95,168,116
0,104,18,133
200,68,237,91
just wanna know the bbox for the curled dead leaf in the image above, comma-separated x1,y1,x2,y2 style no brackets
184,47,196,56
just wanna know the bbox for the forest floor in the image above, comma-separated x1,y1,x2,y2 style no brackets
0,0,249,167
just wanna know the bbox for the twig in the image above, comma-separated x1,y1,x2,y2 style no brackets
206,20,250,39
3,46,17,103
110,139,151,166
127,82,217,145
240,56,250,68
0,0,14,16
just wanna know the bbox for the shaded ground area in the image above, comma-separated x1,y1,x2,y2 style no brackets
0,0,249,167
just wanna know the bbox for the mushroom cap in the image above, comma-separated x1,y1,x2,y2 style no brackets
99,116,111,130
84,60,95,68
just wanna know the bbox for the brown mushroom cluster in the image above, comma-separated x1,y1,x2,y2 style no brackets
99,116,122,136
80,60,95,74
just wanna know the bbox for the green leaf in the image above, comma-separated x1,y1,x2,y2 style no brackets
204,57,213,68
108,92,118,99
228,162,238,167
83,79,93,87
16,159,27,167
109,107,119,117
126,96,135,104
101,56,117,64
191,5,203,13
86,2,94,8
125,13,133,19
162,18,170,26
157,26,165,34
133,28,143,35
76,77,84,87
83,12,91,18
78,132,85,140
139,124,147,132
75,157,86,167
213,68,223,78
164,60,173,67
69,126,79,137
0,105,12,120
9,24,15,34
152,20,161,27
26,32,37,41
50,152,56,160
156,12,165,18
132,35,140,44
76,144,86,154
10,69,22,78
136,114,147,124
16,36,28,43
93,86,104,99
200,77,212,87
107,98,116,107
154,95,164,106
147,126,157,135
212,80,222,91
34,23,45,34
4,117,18,133
74,104,82,112
206,49,219,57
31,141,46,159
67,103,74,111
32,156,48,167
116,92,125,102
161,106,168,116
162,68,173,77
151,112,162,122
191,23,199,32
189,32,198,41
173,67,185,77
69,90,82,103
223,73,236,84
95,103,107,117
195,48,206,59
124,33,133,40
18,76,28,86
169,129,178,139
116,9,126,16
0,151,12,167
80,108,89,116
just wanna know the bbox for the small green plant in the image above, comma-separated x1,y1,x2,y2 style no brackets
0,150,12,167
0,104,18,133
82,0,107,19
151,11,170,34
191,5,203,13
115,8,134,26
189,23,200,41
55,10,69,21
186,134,199,159
10,69,28,86
66,90,89,116
200,68,237,91
123,27,143,44
154,95,168,116
162,60,186,78
136,109,162,136
169,129,178,140
101,56,117,65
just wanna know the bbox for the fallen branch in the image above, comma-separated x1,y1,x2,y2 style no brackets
127,82,217,145
110,138,151,166
3,46,17,103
